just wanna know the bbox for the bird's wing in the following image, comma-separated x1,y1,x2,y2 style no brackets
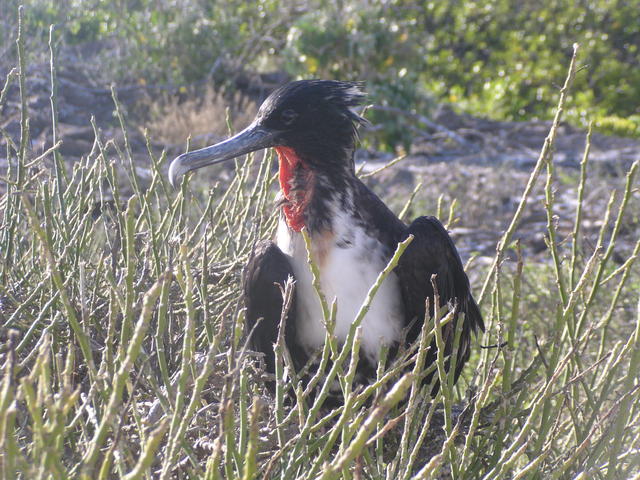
395,216,484,383
242,241,307,376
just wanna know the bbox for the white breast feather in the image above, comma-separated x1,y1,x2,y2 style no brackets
276,210,404,364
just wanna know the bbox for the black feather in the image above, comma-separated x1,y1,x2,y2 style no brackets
243,241,308,379
396,216,484,386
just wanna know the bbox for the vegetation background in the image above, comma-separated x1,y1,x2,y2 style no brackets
1,1,639,479
2,0,640,147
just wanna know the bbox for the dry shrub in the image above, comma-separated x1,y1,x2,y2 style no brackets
144,86,257,147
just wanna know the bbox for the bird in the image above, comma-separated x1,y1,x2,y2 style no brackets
168,80,484,399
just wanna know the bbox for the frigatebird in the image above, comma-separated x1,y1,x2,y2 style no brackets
168,80,483,396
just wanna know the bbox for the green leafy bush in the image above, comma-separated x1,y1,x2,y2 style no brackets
5,0,640,147
284,1,640,138
595,115,640,138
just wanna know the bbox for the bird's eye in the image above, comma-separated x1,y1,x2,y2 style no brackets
281,109,298,125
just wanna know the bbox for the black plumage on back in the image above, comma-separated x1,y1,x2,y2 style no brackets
396,216,484,385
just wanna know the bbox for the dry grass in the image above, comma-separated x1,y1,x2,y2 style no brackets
144,86,257,148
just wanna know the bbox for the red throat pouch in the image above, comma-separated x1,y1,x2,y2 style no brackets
275,146,312,232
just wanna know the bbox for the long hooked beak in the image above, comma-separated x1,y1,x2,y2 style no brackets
168,124,278,187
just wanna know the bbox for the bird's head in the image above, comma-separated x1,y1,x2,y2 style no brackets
168,80,368,188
